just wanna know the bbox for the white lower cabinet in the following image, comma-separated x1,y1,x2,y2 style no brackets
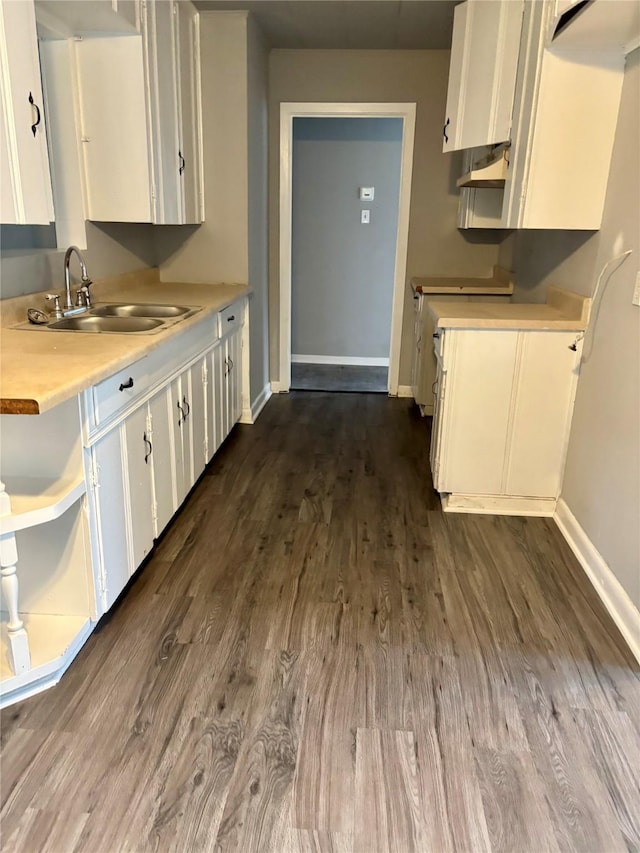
430,326,582,516
85,298,246,615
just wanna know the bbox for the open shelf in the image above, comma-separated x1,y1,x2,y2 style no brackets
0,475,86,534
0,612,93,705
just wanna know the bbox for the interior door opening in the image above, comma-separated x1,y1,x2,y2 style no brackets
278,102,416,397
289,116,403,393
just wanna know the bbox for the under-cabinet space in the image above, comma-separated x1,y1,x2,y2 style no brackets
0,0,54,225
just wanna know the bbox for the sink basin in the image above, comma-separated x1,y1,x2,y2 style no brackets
49,316,164,333
92,303,192,318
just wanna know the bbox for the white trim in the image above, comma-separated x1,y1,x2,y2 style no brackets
270,380,289,394
393,385,414,398
239,383,272,424
442,493,557,517
279,102,416,396
555,498,640,664
291,354,389,367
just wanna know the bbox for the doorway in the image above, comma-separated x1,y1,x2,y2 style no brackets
277,103,416,395
290,116,403,393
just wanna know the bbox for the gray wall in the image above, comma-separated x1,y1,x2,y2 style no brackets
0,221,156,299
499,48,640,609
247,15,270,401
291,117,402,361
268,49,505,385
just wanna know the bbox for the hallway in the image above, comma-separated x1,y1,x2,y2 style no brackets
1,393,639,852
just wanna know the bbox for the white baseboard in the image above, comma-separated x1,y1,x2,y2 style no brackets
555,498,640,664
393,385,414,398
442,493,557,517
291,354,389,367
239,383,272,424
270,380,289,394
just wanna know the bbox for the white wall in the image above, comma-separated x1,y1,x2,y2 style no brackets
500,49,640,608
292,117,402,361
268,49,505,386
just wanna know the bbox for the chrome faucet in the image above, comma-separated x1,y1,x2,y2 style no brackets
63,246,92,312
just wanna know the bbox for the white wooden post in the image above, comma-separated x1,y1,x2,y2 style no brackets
0,481,31,675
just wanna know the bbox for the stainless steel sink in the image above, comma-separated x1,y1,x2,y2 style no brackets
48,316,164,333
92,303,192,318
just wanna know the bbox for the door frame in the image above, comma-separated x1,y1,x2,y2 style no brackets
277,102,416,395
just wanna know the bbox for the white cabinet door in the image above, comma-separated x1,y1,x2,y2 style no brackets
167,373,189,507
141,0,202,225
89,428,130,612
122,404,155,569
0,0,54,224
183,357,207,486
75,35,152,223
227,328,242,426
175,0,202,224
443,0,524,152
148,387,176,537
206,341,225,459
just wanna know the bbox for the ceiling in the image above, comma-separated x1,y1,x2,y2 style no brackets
193,1,458,49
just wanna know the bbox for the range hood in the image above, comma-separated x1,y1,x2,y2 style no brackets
457,145,509,189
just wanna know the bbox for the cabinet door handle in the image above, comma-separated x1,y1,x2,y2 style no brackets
177,400,185,425
443,117,450,143
432,333,440,340
224,357,229,376
179,150,185,175
227,315,235,322
144,432,152,463
119,377,134,391
182,395,190,418
228,356,234,372
28,92,41,137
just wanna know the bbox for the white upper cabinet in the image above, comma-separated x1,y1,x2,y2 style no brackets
442,0,524,152
73,0,203,224
142,0,203,224
0,0,54,225
453,0,631,231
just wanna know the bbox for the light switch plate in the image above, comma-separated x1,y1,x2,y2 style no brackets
633,271,640,307
361,209,371,224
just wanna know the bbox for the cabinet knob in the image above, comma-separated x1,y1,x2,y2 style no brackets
443,117,450,143
119,377,134,391
28,92,41,137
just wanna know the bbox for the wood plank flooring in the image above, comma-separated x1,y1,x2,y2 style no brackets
290,364,388,393
2,392,639,853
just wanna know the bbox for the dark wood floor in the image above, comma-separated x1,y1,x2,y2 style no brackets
2,393,639,853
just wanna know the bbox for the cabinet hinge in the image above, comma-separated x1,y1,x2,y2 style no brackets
90,457,100,490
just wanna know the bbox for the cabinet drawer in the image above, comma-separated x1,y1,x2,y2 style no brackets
218,302,242,337
88,357,154,432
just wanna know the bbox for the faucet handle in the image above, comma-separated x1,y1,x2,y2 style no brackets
79,282,92,307
45,293,63,318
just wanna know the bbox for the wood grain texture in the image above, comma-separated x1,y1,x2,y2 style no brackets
1,392,639,852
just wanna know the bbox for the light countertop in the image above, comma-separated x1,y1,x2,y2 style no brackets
0,268,250,415
426,285,591,331
411,265,514,296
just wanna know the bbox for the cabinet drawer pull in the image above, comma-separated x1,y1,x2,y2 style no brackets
143,432,152,463
443,117,450,143
227,315,235,322
119,377,134,391
182,395,190,417
179,150,185,175
28,92,41,137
